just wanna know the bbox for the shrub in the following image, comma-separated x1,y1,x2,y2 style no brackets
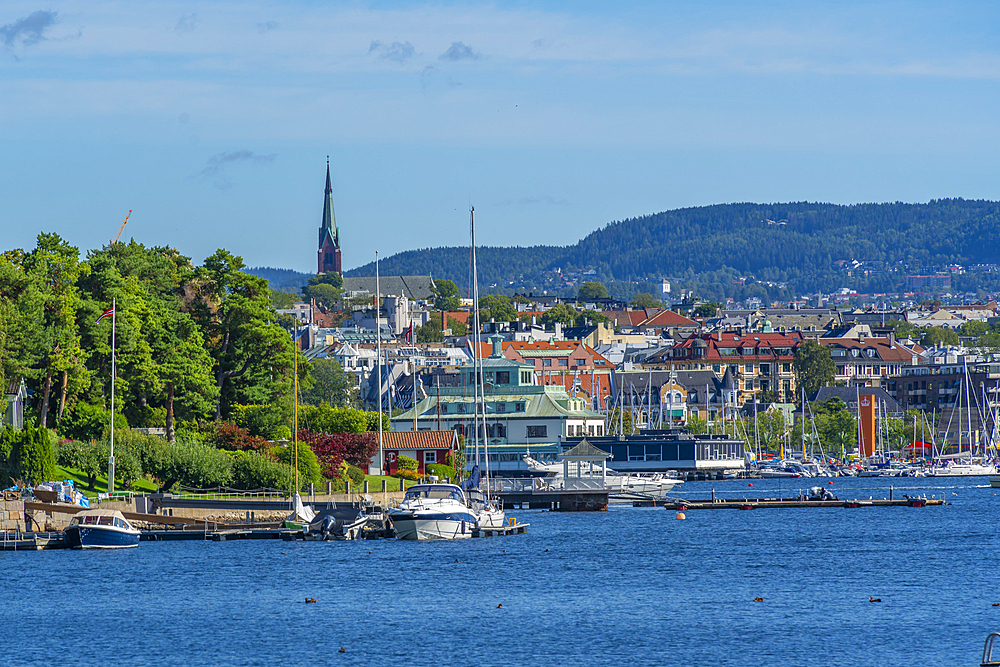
59,403,128,443
397,455,418,473
298,430,377,477
147,441,234,491
230,450,292,491
211,422,269,452
1,427,57,486
344,464,365,488
272,442,323,491
230,403,287,439
426,463,455,481
395,468,421,481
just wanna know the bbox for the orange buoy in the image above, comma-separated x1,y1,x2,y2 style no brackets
676,512,686,520
748,483,753,487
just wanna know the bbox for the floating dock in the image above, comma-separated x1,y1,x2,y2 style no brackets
646,496,944,510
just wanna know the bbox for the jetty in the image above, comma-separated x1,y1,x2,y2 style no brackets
647,494,944,510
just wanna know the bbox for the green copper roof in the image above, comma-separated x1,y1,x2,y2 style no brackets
319,162,338,248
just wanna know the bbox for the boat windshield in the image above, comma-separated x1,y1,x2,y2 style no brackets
403,487,464,502
98,516,114,526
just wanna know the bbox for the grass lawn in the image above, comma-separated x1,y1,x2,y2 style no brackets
361,474,417,492
56,466,159,498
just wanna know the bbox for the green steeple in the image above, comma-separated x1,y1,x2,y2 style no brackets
319,158,338,249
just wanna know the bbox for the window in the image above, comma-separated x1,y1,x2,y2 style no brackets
588,425,595,436
558,359,569,366
745,364,753,373
543,359,552,367
527,425,547,438
496,371,510,384
596,425,603,436
515,402,525,412
496,402,506,413
782,363,791,373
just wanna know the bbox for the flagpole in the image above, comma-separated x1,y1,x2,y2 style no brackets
376,251,383,475
109,298,116,495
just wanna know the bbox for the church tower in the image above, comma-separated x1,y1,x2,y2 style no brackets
317,159,342,275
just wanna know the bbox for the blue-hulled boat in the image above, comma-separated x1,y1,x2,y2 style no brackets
64,509,140,549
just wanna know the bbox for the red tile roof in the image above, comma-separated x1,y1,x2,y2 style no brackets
638,310,699,328
382,431,456,449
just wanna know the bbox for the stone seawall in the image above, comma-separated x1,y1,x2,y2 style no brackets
0,499,25,532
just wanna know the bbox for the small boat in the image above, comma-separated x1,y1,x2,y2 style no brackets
64,509,140,549
387,483,483,540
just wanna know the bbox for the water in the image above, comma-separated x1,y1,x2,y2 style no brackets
4,476,998,667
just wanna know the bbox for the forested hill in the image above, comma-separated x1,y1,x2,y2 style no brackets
346,199,1000,298
345,246,565,290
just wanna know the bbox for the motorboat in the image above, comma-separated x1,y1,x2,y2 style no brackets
521,455,683,498
64,509,140,549
387,482,501,541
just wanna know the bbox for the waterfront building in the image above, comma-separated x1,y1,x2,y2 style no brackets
648,331,802,404
382,430,458,475
817,336,916,387
390,334,606,475
563,430,746,476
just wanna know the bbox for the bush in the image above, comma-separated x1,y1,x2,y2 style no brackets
211,422,269,452
298,430,377,477
426,463,455,481
230,450,292,491
148,441,234,491
1,427,58,486
344,464,365,488
59,403,128,442
395,468,421,481
230,404,288,439
272,442,323,491
397,455,418,473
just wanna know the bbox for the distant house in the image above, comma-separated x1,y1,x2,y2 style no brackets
342,275,436,302
382,430,458,475
3,380,26,431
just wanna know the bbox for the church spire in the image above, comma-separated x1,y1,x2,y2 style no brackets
317,156,342,275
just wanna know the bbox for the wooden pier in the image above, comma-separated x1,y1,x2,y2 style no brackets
1,531,66,550
472,522,529,538
644,496,944,510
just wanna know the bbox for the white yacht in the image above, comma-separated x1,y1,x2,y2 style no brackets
387,479,505,540
929,461,997,477
522,455,683,498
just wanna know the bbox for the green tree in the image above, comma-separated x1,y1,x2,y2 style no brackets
606,408,634,435
270,290,299,309
887,318,921,340
431,279,461,311
416,318,444,343
793,340,835,400
686,415,707,434
446,316,468,336
301,358,357,407
694,302,723,318
477,294,516,322
540,304,578,328
578,281,608,300
301,282,341,309
194,250,297,421
575,309,610,326
816,409,856,459
920,326,959,347
630,293,662,308
960,320,989,337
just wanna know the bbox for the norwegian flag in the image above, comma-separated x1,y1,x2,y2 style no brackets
95,307,115,324
404,322,414,344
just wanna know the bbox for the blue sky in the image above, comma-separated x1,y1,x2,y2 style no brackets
2,1,1000,273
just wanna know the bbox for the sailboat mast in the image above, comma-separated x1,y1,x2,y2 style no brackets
108,297,116,495
376,251,384,475
965,358,973,458
470,206,491,491
294,317,300,495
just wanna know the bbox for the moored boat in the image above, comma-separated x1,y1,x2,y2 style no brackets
387,483,482,540
64,509,140,549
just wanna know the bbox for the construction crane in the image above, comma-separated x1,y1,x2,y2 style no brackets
111,210,132,245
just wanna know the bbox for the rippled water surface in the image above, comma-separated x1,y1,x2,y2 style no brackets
5,476,999,667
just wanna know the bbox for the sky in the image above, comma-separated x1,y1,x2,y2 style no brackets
2,1,1000,274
